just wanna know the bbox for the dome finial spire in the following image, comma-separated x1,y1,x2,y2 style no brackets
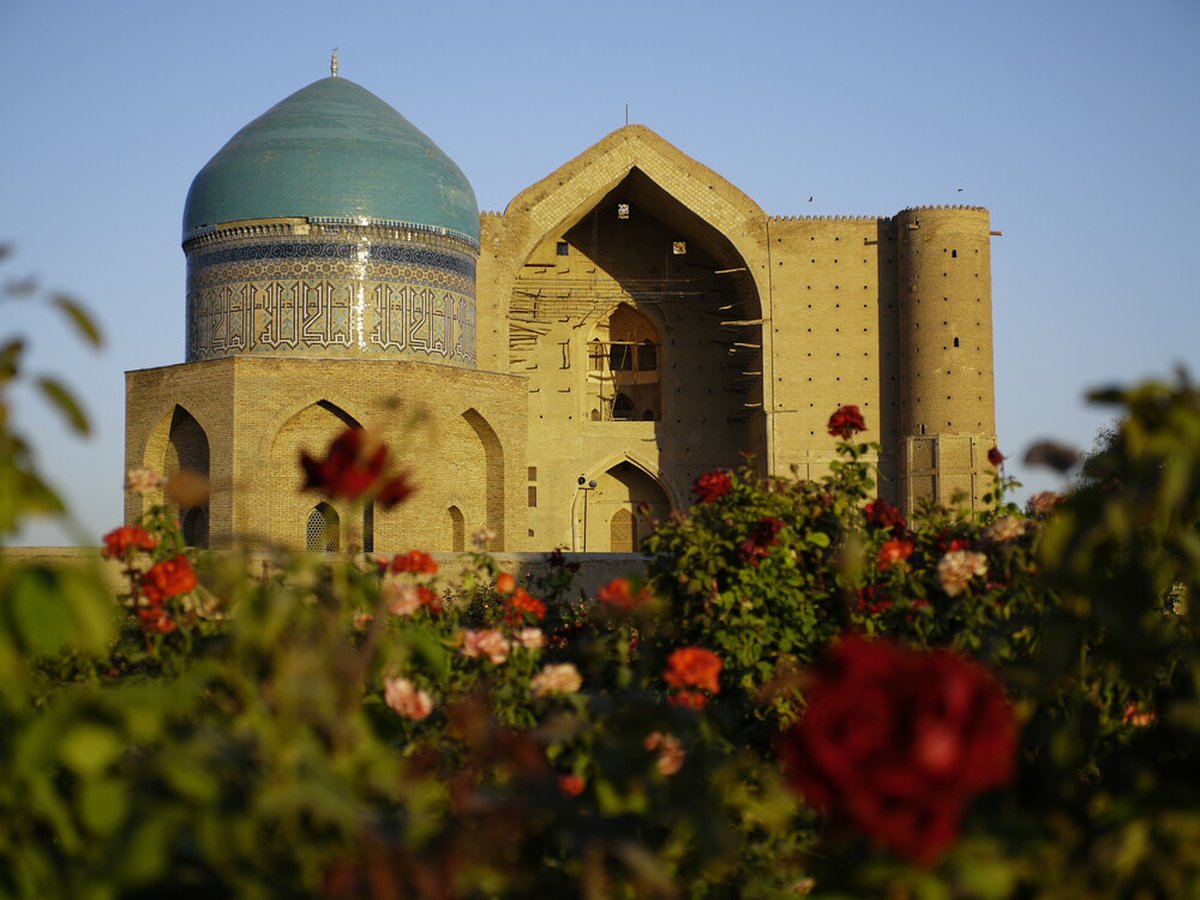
331,48,339,78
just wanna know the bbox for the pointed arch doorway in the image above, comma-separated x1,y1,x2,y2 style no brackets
576,460,671,552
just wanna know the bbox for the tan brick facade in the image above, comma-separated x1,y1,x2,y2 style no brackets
126,358,527,551
126,123,996,553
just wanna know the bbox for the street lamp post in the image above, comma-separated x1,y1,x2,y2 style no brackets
577,476,597,551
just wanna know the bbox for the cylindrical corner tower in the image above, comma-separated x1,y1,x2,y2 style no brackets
181,76,479,367
894,206,996,511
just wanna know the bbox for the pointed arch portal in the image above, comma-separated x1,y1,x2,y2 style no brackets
577,459,671,552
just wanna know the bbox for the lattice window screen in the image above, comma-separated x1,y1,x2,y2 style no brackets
306,504,339,552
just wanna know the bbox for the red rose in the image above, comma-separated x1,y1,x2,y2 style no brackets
417,585,443,614
301,428,414,509
693,469,733,503
936,528,973,553
138,607,177,634
505,587,546,624
668,690,709,711
597,578,653,611
141,555,197,605
863,499,906,533
558,774,586,797
664,647,723,694
987,446,1005,467
877,538,915,570
856,584,893,615
101,525,157,560
376,472,415,509
389,549,439,576
738,516,787,565
827,405,867,440
779,636,1017,865
300,429,384,500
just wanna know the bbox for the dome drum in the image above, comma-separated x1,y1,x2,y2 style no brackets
184,219,477,366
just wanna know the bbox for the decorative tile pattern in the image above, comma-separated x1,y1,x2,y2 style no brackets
185,228,476,366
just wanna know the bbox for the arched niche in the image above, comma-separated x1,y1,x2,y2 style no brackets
269,400,366,551
578,458,671,552
587,303,661,422
143,404,210,548
447,505,465,552
165,406,210,478
461,408,505,550
182,506,209,549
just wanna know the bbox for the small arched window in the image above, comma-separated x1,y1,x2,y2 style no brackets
362,501,374,554
182,506,209,549
609,343,634,372
448,505,465,552
306,502,339,553
637,340,657,370
612,393,635,420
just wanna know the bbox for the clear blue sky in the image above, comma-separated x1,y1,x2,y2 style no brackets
3,0,1197,545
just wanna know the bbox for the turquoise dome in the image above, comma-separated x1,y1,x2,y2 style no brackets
183,77,478,243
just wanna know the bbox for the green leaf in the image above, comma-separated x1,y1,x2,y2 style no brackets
805,531,831,548
59,567,117,654
60,724,122,778
404,626,451,681
117,822,171,884
162,760,220,803
50,294,104,349
35,377,90,435
79,778,128,836
10,567,72,656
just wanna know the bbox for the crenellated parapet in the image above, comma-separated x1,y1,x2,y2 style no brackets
768,213,884,222
895,204,988,214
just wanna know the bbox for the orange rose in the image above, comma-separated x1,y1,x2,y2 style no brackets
597,578,653,611
141,555,197,605
664,647,722,694
390,549,438,575
506,587,546,623
877,538,915,570
101,525,157,560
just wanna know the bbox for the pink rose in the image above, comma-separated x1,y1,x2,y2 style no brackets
383,677,434,721
460,628,510,665
530,662,583,698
